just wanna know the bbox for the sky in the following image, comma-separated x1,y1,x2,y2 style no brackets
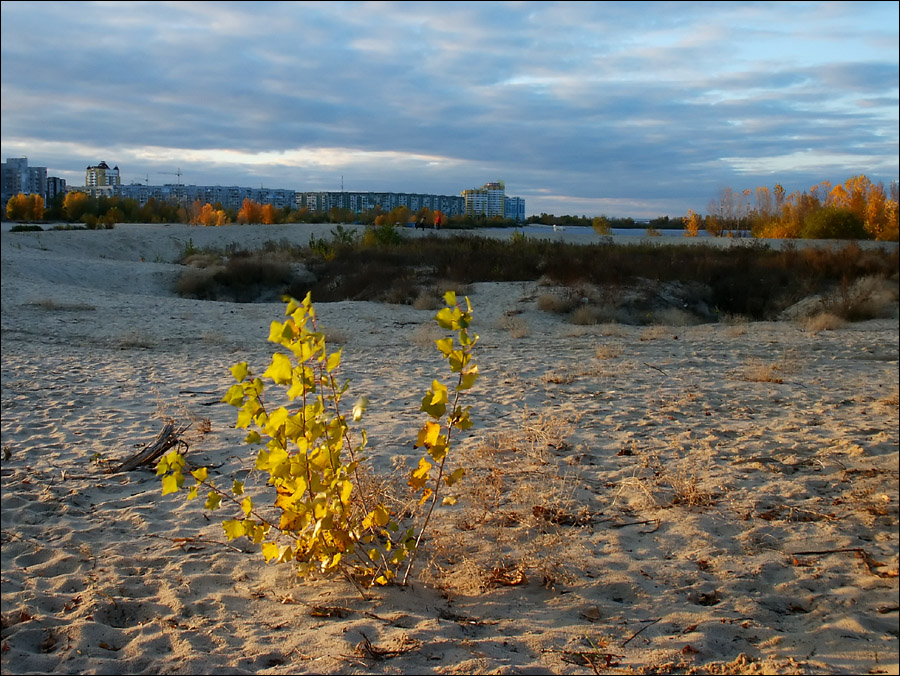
1,1,898,219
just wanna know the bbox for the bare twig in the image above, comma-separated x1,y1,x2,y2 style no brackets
621,617,661,647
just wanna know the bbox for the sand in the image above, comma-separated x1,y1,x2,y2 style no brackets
1,223,898,675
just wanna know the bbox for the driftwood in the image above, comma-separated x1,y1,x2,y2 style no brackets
116,422,190,472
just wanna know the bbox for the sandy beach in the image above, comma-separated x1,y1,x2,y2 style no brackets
1,223,898,675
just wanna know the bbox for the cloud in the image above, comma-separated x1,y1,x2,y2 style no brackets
1,1,897,218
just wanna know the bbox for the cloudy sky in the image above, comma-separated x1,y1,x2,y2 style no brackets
1,1,897,218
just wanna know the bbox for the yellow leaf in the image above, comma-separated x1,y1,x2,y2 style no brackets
443,290,457,306
363,504,391,529
444,467,465,486
261,542,280,563
339,480,353,506
408,458,432,490
230,362,249,382
204,491,222,510
191,467,208,483
232,480,244,495
241,497,253,517
352,396,368,422
435,337,453,356
222,519,246,540
262,353,293,385
222,383,245,406
416,421,442,448
161,473,182,496
326,349,342,373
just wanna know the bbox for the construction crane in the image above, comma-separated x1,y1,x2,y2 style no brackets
157,168,183,184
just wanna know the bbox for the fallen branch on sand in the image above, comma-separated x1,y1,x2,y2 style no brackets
115,422,190,472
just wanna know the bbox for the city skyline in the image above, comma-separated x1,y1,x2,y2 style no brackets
1,1,898,218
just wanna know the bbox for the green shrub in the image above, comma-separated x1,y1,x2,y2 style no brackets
801,207,868,240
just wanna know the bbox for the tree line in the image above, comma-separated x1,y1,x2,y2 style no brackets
685,175,898,241
4,192,518,229
6,173,898,241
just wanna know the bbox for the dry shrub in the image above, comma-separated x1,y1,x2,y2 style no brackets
877,389,899,410
804,312,847,333
183,253,220,268
652,307,701,327
570,305,600,325
666,469,719,509
423,411,590,595
495,312,529,338
598,322,628,337
116,333,155,349
639,325,670,341
613,453,719,511
175,265,224,299
739,357,798,383
412,290,440,311
410,322,443,348
823,275,899,321
537,293,574,314
595,343,624,360
322,328,348,345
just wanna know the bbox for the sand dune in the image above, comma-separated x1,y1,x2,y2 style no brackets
2,223,897,674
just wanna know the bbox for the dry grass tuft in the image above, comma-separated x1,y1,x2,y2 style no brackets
423,410,592,596
28,298,97,312
803,312,847,333
639,325,671,341
410,322,443,348
495,312,529,338
595,343,624,360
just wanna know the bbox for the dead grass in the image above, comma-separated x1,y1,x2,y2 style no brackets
739,354,799,383
422,410,592,595
803,312,848,333
595,343,625,360
495,312,529,338
27,298,97,312
410,323,443,348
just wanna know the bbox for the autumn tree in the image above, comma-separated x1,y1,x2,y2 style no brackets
5,193,44,220
261,203,278,225
682,209,702,237
237,198,264,224
63,191,92,222
592,215,611,235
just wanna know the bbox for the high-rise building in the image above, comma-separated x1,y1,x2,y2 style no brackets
1,157,49,204
462,181,506,218
85,161,121,187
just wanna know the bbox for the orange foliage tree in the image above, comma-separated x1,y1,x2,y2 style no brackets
63,191,92,221
5,193,44,220
699,175,898,241
682,209,702,237
237,198,264,224
192,201,230,227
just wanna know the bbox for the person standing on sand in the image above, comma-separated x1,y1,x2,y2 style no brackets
434,212,441,229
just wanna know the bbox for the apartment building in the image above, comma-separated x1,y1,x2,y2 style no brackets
1,157,66,205
462,181,506,218
85,161,121,187
11,156,526,221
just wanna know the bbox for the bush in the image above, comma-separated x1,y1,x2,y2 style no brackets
158,291,479,588
801,207,868,240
